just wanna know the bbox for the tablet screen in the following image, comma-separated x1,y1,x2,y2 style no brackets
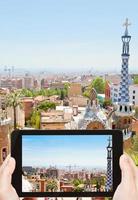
22,135,113,193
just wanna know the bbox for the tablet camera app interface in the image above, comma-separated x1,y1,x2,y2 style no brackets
22,135,113,193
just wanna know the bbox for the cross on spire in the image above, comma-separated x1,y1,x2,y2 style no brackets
123,18,131,36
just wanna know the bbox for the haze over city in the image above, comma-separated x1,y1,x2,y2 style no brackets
22,135,109,168
0,0,138,74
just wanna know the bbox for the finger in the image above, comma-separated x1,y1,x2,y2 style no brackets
119,154,135,187
0,154,11,172
125,153,138,191
1,157,16,187
125,153,138,178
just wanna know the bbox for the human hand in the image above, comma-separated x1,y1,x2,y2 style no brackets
0,155,39,200
113,154,138,200
0,155,19,200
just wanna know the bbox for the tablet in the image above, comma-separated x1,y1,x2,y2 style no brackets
11,129,123,198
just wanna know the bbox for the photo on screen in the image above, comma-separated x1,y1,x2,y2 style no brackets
22,135,113,193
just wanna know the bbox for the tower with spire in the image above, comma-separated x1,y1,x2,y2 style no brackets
105,137,112,192
110,19,135,140
118,18,131,103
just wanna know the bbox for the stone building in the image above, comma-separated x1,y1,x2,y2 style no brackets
0,112,11,165
40,110,72,130
68,83,82,97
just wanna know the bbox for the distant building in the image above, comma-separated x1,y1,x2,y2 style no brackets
16,78,23,89
0,78,23,89
129,84,138,106
23,74,34,89
40,110,72,130
109,83,138,106
68,83,82,97
22,166,34,174
41,79,49,89
46,167,59,178
49,82,65,90
105,81,111,101
0,113,11,165
22,97,34,121
0,78,13,89
110,83,120,103
69,96,88,107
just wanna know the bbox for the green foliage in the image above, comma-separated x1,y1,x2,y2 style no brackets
60,89,65,100
28,101,56,128
103,99,112,108
29,110,40,129
46,180,58,192
20,88,34,97
73,184,84,192
90,177,106,186
72,179,84,187
91,77,105,94
6,91,22,108
6,91,23,129
72,179,85,192
132,135,138,152
20,86,68,99
133,75,138,84
37,101,56,111
135,107,138,119
64,82,70,90
83,90,90,98
83,77,105,98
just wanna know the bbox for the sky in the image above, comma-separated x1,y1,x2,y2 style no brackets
0,0,138,73
22,135,111,168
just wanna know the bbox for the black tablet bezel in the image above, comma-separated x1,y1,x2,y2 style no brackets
11,129,123,198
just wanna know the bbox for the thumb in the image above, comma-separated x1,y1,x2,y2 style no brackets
119,154,134,187
1,157,16,187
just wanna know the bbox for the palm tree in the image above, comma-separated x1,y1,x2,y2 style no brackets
46,180,58,192
6,91,22,130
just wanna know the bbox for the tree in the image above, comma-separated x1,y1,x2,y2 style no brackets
28,101,56,128
28,110,40,129
83,90,90,98
46,180,58,192
60,89,66,100
103,99,112,108
20,88,34,97
6,91,22,130
133,76,138,84
73,184,84,192
132,135,138,152
135,107,138,119
37,101,56,111
91,77,105,94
